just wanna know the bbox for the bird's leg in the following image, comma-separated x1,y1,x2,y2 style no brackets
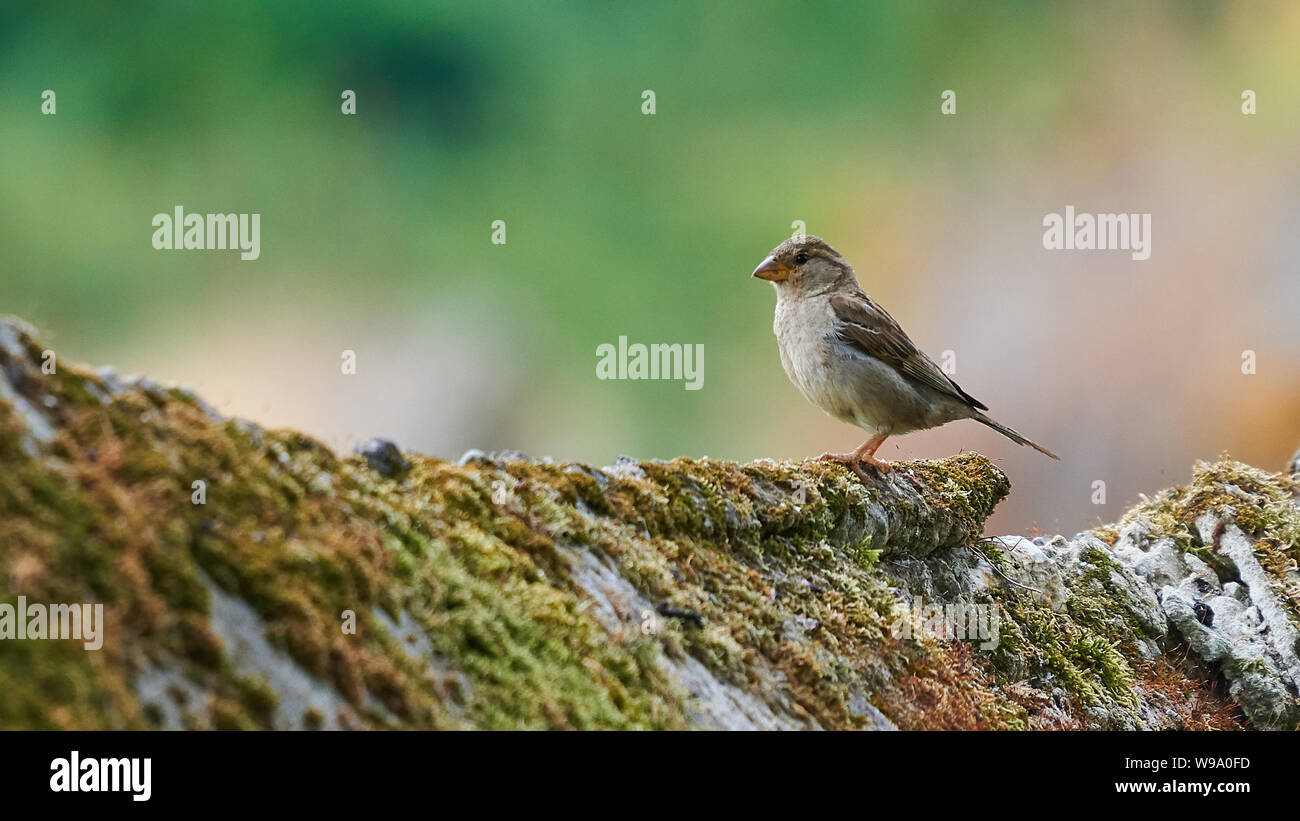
814,432,890,481
856,432,891,472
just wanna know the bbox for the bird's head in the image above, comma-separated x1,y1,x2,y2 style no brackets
751,235,855,296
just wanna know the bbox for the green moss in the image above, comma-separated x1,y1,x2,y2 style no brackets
0,622,116,730
0,373,1035,731
980,541,1150,722
908,455,1013,539
1069,545,1148,654
0,318,1273,731
993,593,1137,715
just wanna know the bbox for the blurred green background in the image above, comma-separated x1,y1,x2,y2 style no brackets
4,0,1299,535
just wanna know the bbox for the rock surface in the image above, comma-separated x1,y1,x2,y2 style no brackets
0,316,1297,729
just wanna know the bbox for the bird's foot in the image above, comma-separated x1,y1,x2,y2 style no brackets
813,452,887,482
859,453,892,473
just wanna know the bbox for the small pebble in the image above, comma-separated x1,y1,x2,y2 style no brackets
356,438,409,478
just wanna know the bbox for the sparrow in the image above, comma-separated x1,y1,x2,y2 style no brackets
752,235,1058,481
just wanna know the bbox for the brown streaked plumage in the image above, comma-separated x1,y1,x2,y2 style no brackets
752,234,1058,481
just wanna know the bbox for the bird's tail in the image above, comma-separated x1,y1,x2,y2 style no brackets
972,412,1060,460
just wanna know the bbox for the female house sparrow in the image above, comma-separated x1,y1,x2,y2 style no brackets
753,235,1058,481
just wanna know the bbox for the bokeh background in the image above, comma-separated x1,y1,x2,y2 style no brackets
3,1,1298,536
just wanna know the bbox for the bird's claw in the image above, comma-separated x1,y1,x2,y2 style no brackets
813,452,887,483
860,456,892,474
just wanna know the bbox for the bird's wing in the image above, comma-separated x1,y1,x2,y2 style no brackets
829,290,988,411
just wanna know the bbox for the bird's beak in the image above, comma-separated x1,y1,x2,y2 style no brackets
751,255,792,282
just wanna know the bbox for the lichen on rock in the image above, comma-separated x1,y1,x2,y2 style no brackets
0,316,1294,729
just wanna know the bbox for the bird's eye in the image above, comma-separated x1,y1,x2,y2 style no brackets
794,253,808,265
